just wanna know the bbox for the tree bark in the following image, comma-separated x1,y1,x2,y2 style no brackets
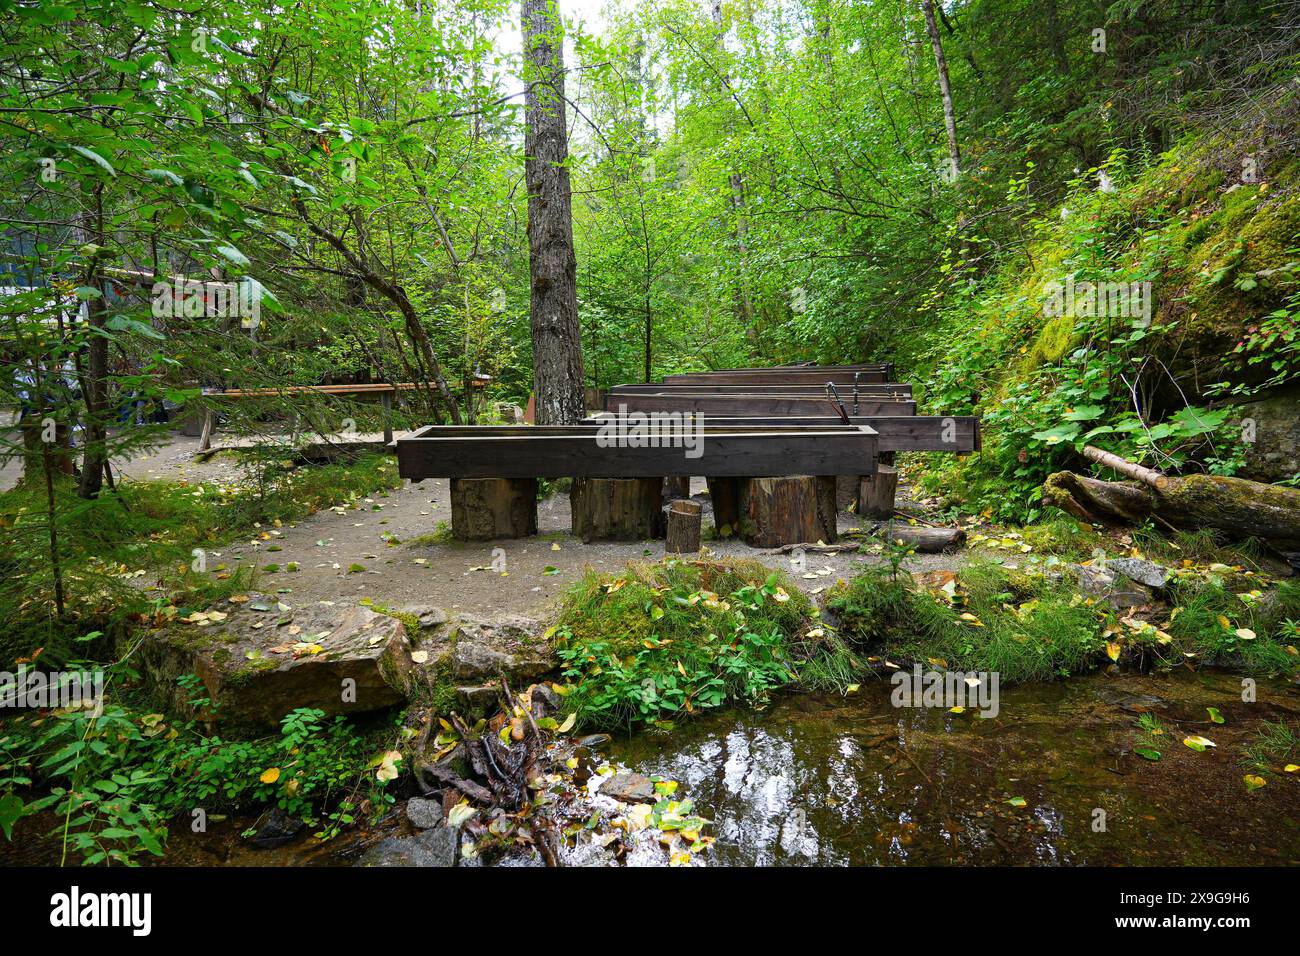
858,464,899,519
1043,470,1300,542
666,499,703,554
737,476,838,548
920,0,960,179
570,478,664,541
450,478,538,540
522,0,585,425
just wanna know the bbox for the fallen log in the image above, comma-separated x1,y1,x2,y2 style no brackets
872,524,966,553
1043,445,1300,542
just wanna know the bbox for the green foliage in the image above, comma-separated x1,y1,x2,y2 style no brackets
828,560,1107,682
0,454,401,668
552,559,823,730
0,688,391,865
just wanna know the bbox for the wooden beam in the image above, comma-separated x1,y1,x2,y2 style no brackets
604,394,915,417
585,415,980,453
394,427,878,480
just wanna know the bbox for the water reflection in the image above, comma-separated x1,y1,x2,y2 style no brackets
611,670,1300,866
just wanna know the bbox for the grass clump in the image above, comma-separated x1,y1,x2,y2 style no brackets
827,559,1105,682
1241,720,1300,778
1163,577,1300,673
550,559,839,731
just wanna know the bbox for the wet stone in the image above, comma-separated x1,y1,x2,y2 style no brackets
356,827,457,867
600,770,656,803
406,796,444,830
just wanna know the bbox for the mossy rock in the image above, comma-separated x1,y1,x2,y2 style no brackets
136,594,415,731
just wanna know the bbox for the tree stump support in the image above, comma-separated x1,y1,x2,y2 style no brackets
737,475,837,548
570,477,664,542
662,476,691,500
858,464,898,519
706,477,742,537
666,499,703,554
450,477,538,540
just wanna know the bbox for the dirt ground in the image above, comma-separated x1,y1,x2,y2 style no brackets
2,428,975,620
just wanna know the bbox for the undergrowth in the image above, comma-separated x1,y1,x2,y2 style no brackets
550,559,851,730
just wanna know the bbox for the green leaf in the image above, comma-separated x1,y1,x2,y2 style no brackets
0,794,24,840
70,145,116,177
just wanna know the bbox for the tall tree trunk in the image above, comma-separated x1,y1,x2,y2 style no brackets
78,189,108,499
522,0,585,425
920,0,960,179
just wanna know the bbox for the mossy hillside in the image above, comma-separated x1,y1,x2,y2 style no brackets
909,110,1300,519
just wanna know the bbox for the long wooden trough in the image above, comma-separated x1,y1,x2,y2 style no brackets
393,361,974,546
395,424,877,479
662,370,892,385
607,383,914,397
393,423,878,544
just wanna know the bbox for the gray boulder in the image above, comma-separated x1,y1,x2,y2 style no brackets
356,827,457,867
1106,557,1171,589
1070,564,1153,608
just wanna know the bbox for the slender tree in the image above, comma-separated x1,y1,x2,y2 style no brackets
522,0,586,423
920,0,961,180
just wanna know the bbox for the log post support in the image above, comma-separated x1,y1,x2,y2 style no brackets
835,474,860,513
706,477,741,537
666,499,703,555
570,477,664,542
737,475,837,548
662,476,691,500
858,464,898,519
450,477,538,540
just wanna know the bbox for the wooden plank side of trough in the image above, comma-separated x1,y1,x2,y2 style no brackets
580,415,980,453
602,394,917,416
395,430,877,480
607,383,913,396
661,371,890,385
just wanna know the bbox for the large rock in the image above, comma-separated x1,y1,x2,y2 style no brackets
1105,557,1170,589
1069,565,1153,608
138,595,414,730
356,827,457,867
448,614,555,684
1236,387,1300,483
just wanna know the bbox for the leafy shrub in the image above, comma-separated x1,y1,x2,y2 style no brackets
551,559,825,730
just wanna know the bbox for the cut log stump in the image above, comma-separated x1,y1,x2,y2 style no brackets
570,478,664,542
706,477,742,537
666,500,703,554
450,478,538,541
859,464,898,519
738,475,837,548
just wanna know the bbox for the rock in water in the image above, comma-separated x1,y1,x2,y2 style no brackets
406,797,444,830
600,770,656,803
249,807,304,849
136,596,414,730
356,828,458,867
